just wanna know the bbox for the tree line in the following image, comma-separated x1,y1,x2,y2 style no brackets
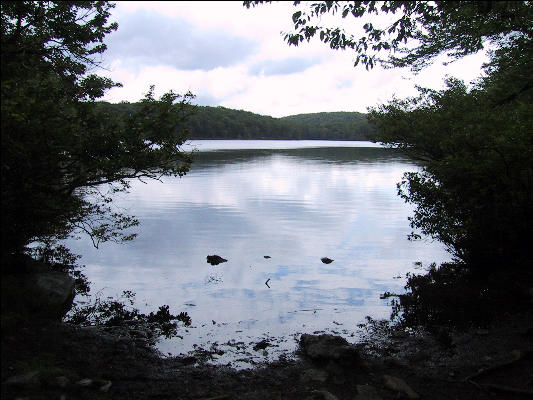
98,102,374,140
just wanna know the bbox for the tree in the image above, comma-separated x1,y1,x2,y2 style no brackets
246,1,532,70
369,72,532,275
1,1,195,270
247,1,533,323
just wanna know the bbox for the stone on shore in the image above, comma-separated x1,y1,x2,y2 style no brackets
383,375,419,399
1,255,75,320
300,368,329,383
28,271,75,319
299,334,360,365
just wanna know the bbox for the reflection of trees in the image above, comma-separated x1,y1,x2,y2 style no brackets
189,147,407,171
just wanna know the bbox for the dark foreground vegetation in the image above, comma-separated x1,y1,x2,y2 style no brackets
2,1,533,399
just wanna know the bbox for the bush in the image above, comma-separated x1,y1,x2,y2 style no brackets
391,262,532,331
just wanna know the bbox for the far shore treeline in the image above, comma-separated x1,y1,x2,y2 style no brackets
97,102,374,140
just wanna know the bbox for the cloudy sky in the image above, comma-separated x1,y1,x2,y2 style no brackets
99,1,488,118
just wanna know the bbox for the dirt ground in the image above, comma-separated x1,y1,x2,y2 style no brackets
2,309,532,400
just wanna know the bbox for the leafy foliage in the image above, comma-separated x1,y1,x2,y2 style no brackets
1,2,195,265
249,1,533,327
1,1,194,339
29,243,91,296
369,60,533,279
368,8,532,324
246,1,533,70
390,261,532,331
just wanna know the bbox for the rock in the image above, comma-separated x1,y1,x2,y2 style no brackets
524,327,533,339
301,368,329,383
99,380,112,392
383,375,419,399
300,334,360,365
206,255,228,266
253,339,270,351
4,370,41,387
354,385,383,400
321,257,334,264
325,362,345,384
407,350,430,363
31,271,75,318
1,257,75,320
308,390,339,400
75,378,93,387
54,376,70,388
129,329,149,339
264,256,271,259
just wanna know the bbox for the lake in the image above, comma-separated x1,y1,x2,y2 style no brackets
64,140,450,368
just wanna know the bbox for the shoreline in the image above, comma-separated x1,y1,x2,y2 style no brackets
2,310,532,399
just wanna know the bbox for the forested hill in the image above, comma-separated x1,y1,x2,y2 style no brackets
187,106,373,140
279,111,373,140
99,102,374,140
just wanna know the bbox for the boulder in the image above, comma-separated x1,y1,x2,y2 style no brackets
383,375,419,399
300,368,329,383
354,385,383,400
28,270,75,319
3,370,41,387
253,339,270,351
1,255,75,320
306,390,339,400
299,334,360,365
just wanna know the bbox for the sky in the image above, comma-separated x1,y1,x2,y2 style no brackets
99,1,489,118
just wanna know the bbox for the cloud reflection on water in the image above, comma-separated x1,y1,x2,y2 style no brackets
65,142,450,361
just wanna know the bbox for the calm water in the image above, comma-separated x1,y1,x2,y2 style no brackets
65,140,450,367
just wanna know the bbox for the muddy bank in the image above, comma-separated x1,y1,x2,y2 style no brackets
2,310,533,400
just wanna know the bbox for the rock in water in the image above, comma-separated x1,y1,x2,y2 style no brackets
321,257,334,264
206,255,227,265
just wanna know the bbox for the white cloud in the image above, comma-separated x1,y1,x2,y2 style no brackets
100,1,488,117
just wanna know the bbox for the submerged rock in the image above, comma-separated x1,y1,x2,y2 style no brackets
206,255,228,266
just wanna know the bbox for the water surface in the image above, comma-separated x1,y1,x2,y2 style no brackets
65,140,449,367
